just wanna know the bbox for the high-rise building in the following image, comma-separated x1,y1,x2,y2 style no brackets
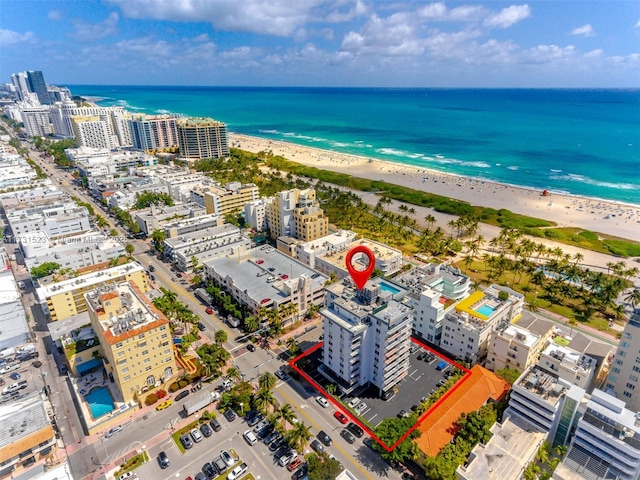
129,113,179,150
605,311,640,412
10,72,29,101
266,188,328,240
25,70,51,105
203,182,260,216
320,278,412,397
71,115,115,149
176,117,229,159
20,104,53,137
86,281,178,403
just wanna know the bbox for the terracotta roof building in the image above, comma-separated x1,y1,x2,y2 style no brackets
415,365,510,457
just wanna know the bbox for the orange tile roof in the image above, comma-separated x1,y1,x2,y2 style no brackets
99,291,119,302
415,365,510,457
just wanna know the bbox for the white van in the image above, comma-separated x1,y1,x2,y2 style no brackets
243,429,258,446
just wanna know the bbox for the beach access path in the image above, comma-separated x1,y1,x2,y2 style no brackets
231,133,640,244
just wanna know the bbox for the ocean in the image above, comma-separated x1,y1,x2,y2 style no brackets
71,86,640,205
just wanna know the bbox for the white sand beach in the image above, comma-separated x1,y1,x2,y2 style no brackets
231,133,640,243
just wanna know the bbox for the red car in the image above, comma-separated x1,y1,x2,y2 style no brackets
334,411,349,424
261,298,271,304
205,307,213,314
280,274,289,280
255,259,264,264
287,457,303,472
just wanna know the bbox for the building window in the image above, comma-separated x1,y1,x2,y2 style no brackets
146,375,155,385
116,342,123,348
123,375,131,381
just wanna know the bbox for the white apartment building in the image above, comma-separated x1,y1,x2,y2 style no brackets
20,103,53,137
0,254,29,350
128,113,179,150
244,198,269,232
20,230,125,272
163,224,251,272
538,344,597,392
133,203,206,235
6,201,92,240
71,148,157,178
394,263,471,343
605,311,640,412
141,167,214,204
71,115,116,149
487,320,553,372
564,389,640,480
439,285,524,364
0,160,37,188
321,279,412,397
107,180,168,210
294,230,357,269
204,247,327,322
162,213,223,238
0,184,64,209
314,239,403,280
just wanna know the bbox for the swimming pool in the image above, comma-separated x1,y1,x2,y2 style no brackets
86,387,115,419
379,281,401,295
475,305,496,316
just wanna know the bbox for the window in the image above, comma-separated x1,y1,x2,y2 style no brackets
123,375,131,381
139,341,147,348
612,367,621,374
116,342,123,348
146,375,155,385
122,367,129,373
138,334,145,340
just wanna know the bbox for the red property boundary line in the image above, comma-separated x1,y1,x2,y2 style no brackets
289,337,472,452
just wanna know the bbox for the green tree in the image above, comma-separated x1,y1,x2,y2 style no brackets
373,417,418,463
30,262,61,279
307,452,343,480
109,228,118,237
495,366,521,385
274,403,296,428
287,422,312,452
151,229,167,253
133,191,174,209
254,388,276,413
214,329,228,345
125,243,135,257
259,372,276,392
226,366,241,382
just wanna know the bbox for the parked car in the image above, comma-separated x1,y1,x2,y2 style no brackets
263,430,282,445
316,396,329,408
175,390,190,401
194,473,206,480
200,423,213,437
220,450,234,467
197,322,206,331
310,439,324,453
9,372,21,381
348,398,360,409
205,307,213,314
287,457,303,472
224,409,236,422
269,437,286,452
247,413,264,427
226,463,248,480
190,428,203,443
318,430,332,446
293,464,309,479
243,429,258,446
252,419,269,432
278,450,297,467
210,418,222,432
246,344,256,352
155,399,172,411
355,402,367,415
180,434,193,450
157,451,170,469
340,429,356,444
202,463,216,479
347,422,364,438
213,455,227,473
334,411,349,424
104,425,124,438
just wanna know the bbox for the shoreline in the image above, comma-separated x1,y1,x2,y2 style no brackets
230,133,640,243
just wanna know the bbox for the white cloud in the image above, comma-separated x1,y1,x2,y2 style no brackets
522,44,576,65
71,12,119,42
107,0,322,37
0,29,35,47
418,2,447,20
341,13,424,56
483,4,531,29
325,0,368,23
585,48,603,58
48,10,63,21
571,24,595,37
193,33,210,43
634,19,640,28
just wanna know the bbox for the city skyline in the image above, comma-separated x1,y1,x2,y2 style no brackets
1,0,639,88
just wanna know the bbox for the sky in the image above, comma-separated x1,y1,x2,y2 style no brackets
1,0,639,87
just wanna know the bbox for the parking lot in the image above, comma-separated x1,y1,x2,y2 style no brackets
0,346,44,405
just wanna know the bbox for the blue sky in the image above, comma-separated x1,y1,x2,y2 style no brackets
2,0,639,87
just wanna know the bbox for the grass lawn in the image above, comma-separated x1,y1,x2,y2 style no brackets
170,420,201,453
113,451,149,478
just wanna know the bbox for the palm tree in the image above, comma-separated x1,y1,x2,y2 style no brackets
259,372,276,392
214,329,228,345
287,422,312,452
624,287,640,309
244,316,259,332
254,388,276,412
555,444,568,457
275,403,296,428
226,366,241,382
424,214,436,229
326,384,337,396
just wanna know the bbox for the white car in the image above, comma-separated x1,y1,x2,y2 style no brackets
316,396,329,408
190,428,203,443
0,364,19,375
243,429,258,446
227,463,248,480
355,402,368,415
348,398,360,409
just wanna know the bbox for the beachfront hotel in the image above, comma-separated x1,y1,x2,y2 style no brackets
605,310,640,412
320,278,412,397
35,261,149,322
176,117,229,159
85,281,177,403
128,113,180,150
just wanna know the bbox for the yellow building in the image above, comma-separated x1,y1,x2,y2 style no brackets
203,182,260,216
36,262,149,322
267,188,328,240
86,281,177,403
294,203,329,241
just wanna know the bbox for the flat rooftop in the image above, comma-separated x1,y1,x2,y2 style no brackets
0,392,51,451
296,230,356,252
164,223,241,249
206,247,327,305
317,238,400,269
516,366,568,406
37,262,144,297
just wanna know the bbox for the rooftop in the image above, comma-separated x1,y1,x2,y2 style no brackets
164,223,242,250
36,262,144,297
394,262,470,298
516,366,568,406
541,344,596,373
496,324,539,348
317,238,401,269
0,392,53,463
296,229,357,253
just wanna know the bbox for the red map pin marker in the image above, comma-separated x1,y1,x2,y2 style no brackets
345,245,376,290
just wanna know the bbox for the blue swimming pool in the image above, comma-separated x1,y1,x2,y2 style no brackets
476,305,496,316
86,387,115,419
379,281,401,295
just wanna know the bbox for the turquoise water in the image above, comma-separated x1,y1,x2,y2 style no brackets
71,86,640,205
476,305,496,316
379,281,401,295
86,387,115,419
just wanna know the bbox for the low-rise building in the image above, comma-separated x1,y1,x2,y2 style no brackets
538,344,597,392
0,185,64,209
203,182,260,216
394,263,471,344
0,392,56,478
21,230,125,272
439,285,524,364
86,281,177,403
6,200,92,240
35,261,149,321
204,247,327,324
294,230,357,269
107,180,168,210
320,278,412,397
315,238,403,280
162,213,223,238
0,253,29,350
69,147,157,178
163,223,251,272
0,158,37,188
134,203,206,235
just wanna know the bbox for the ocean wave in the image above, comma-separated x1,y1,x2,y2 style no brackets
376,147,407,156
155,109,172,114
550,173,639,190
550,169,562,173
282,132,328,143
507,166,519,171
425,156,491,168
113,99,144,111
258,129,280,134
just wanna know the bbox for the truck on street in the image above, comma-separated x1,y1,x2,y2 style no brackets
183,390,220,416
